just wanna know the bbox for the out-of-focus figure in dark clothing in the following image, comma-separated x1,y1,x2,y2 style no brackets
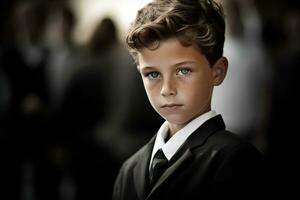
60,16,162,200
266,5,300,197
44,2,86,112
0,0,50,199
37,2,83,200
87,17,163,160
55,16,115,200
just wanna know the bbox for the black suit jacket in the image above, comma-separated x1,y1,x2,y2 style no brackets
113,115,266,200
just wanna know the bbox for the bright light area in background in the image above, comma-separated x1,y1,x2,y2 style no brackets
70,0,152,45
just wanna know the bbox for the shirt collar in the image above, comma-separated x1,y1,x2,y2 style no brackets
150,110,217,167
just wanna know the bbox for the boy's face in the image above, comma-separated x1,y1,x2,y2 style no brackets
137,38,227,134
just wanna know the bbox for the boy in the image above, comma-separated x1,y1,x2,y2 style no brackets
113,0,265,199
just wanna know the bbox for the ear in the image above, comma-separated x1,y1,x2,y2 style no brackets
212,57,228,86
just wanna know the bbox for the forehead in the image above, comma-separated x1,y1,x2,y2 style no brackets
137,38,209,68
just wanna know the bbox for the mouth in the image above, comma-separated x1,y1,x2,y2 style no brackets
161,103,182,108
160,104,183,111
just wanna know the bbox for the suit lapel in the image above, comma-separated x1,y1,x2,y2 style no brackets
146,148,193,199
133,136,155,200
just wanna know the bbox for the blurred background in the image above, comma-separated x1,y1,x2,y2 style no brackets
0,0,299,199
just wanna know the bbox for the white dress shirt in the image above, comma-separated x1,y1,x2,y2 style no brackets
149,110,217,171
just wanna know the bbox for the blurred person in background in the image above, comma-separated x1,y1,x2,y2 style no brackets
44,2,85,112
212,0,271,153
87,17,163,161
1,1,83,199
37,2,84,200
263,1,300,196
0,0,50,199
56,16,117,200
61,15,162,200
243,0,300,196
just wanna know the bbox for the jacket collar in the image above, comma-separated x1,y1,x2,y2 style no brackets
134,115,226,200
186,115,225,149
133,135,155,200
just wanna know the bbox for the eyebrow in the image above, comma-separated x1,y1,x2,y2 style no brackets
173,61,197,67
140,66,157,71
140,61,197,71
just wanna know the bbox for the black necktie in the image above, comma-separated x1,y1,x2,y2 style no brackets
150,149,168,186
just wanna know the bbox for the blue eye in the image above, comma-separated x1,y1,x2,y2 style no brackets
146,71,160,79
177,68,191,76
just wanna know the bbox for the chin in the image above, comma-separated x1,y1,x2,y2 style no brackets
163,115,191,126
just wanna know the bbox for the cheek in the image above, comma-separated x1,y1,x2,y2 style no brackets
143,81,159,104
184,80,213,103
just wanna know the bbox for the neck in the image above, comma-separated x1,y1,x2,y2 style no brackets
168,124,184,137
167,107,212,138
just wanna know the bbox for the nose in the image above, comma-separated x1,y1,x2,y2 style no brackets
160,77,177,97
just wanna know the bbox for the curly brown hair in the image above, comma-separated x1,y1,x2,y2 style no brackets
126,0,225,66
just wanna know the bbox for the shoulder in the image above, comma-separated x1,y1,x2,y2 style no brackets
188,115,262,160
204,130,265,177
209,130,261,154
207,131,266,197
192,129,264,168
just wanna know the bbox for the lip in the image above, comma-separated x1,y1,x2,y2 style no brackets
161,104,183,108
160,104,183,111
